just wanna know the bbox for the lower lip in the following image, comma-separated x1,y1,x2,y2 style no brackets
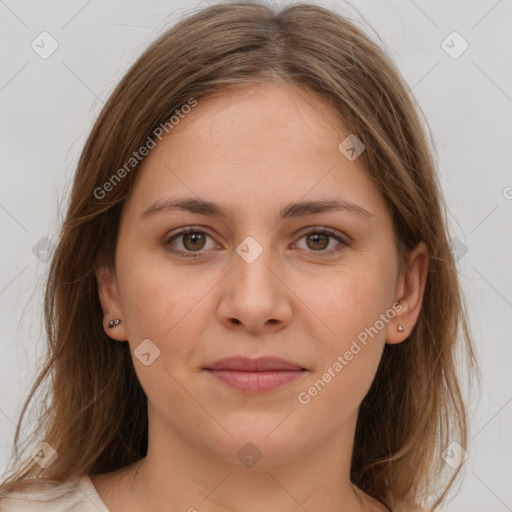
205,369,306,392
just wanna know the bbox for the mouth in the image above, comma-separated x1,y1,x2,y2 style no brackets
203,356,308,393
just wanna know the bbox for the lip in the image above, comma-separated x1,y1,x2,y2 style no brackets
203,356,308,393
205,356,306,372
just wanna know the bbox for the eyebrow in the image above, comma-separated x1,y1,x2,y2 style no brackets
139,197,373,221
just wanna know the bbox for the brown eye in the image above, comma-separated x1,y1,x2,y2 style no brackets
182,231,207,251
305,232,330,251
164,228,218,258
294,228,347,256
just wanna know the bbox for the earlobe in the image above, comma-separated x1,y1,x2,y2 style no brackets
386,241,429,345
95,263,128,342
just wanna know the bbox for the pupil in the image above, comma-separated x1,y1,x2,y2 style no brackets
184,232,204,250
308,233,328,250
181,232,329,252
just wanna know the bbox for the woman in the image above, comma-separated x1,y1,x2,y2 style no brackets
0,2,476,511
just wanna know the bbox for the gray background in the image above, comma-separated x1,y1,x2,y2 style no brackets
1,1,511,510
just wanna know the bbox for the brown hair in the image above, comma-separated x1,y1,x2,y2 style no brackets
0,2,477,510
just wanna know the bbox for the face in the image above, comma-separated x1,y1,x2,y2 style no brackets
97,82,425,467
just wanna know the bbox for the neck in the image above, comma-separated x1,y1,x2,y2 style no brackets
121,408,378,512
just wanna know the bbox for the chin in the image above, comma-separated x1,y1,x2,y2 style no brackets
201,425,308,467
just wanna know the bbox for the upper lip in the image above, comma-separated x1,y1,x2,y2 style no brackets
204,356,306,372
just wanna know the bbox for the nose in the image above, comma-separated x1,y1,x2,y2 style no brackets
216,242,293,334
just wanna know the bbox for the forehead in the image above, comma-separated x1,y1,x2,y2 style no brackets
124,82,387,223
168,81,348,149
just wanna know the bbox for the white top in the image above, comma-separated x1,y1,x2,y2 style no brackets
0,475,425,511
0,475,109,511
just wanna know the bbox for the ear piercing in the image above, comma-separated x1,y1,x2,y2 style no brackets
108,319,121,329
106,318,407,333
107,318,407,334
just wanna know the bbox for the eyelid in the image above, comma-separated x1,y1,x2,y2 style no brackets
163,225,349,258
163,226,222,253
291,226,348,254
293,225,348,243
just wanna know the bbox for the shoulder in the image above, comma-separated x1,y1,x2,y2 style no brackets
0,475,109,512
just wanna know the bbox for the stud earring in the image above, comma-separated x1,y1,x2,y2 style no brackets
108,319,121,329
397,324,405,333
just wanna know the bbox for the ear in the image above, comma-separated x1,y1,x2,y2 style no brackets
95,263,129,342
386,241,429,345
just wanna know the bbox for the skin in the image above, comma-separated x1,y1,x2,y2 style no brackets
93,81,428,512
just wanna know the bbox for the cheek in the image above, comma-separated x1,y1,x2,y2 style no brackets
305,260,395,346
116,242,203,335
115,248,220,381
115,257,210,411
295,258,394,408
297,297,388,423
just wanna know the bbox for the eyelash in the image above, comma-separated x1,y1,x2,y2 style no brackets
163,226,348,259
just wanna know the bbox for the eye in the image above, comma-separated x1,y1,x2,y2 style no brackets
163,226,348,258
293,227,347,256
164,227,219,258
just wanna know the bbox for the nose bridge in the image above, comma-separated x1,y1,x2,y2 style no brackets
231,233,278,294
216,232,292,331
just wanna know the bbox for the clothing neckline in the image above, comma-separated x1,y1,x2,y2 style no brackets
80,475,392,512
79,474,110,512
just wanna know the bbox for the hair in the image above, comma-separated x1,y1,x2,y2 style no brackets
0,1,477,510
